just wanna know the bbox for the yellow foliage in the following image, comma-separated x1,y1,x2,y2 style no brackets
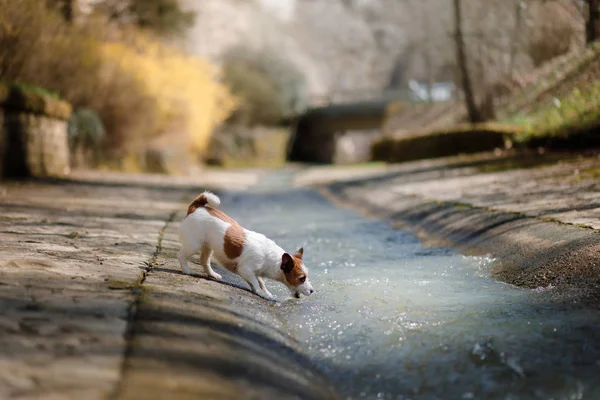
102,34,237,152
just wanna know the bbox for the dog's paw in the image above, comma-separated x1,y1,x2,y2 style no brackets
181,269,194,276
209,272,222,281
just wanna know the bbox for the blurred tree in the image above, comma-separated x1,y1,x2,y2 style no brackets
222,47,309,123
222,60,282,127
129,0,195,36
95,0,195,37
587,0,600,42
453,0,482,122
47,0,74,21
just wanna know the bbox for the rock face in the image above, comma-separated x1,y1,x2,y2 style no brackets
181,0,408,103
0,84,72,178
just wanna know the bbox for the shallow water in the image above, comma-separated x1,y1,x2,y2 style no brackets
221,186,600,400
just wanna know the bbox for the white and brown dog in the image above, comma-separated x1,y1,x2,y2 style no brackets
178,191,314,300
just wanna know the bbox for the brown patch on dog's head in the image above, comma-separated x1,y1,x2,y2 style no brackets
281,252,307,287
294,247,304,259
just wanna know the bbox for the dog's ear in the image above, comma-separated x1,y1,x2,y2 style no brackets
281,253,294,273
294,247,304,259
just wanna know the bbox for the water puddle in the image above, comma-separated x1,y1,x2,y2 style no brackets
223,188,600,400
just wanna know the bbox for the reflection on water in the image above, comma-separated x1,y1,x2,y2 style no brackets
223,189,600,400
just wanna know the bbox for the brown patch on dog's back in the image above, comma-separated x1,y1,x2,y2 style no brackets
224,224,244,259
206,206,237,225
282,253,306,287
187,194,245,260
203,206,245,260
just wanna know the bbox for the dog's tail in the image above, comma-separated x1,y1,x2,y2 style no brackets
187,191,220,215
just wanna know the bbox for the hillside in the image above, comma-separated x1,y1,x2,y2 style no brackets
181,0,409,103
383,42,600,139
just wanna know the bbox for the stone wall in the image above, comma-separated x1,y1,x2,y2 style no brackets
0,84,72,178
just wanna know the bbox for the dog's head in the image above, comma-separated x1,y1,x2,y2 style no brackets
281,247,314,298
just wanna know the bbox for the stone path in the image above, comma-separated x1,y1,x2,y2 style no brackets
0,171,335,400
296,151,600,230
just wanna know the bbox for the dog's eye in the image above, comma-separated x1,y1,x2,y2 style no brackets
299,276,306,283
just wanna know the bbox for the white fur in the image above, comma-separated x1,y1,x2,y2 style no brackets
178,192,314,300
200,190,220,208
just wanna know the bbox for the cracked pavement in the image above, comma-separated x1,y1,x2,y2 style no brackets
0,170,335,400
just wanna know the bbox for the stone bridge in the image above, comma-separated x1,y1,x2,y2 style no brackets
286,99,391,164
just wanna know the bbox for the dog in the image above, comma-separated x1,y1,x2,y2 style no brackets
178,191,314,300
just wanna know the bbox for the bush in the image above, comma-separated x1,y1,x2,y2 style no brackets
68,108,105,166
102,33,237,153
222,47,309,126
371,123,521,163
206,125,289,168
0,1,237,169
0,0,102,102
91,59,160,153
0,0,156,153
508,84,600,144
222,61,282,126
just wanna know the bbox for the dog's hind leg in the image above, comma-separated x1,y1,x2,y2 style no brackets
178,246,198,275
199,243,222,281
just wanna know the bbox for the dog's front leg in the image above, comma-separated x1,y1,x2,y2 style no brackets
257,277,274,298
239,269,274,300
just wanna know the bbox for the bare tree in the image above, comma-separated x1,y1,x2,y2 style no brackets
587,0,600,42
453,0,482,122
47,0,74,21
509,1,525,74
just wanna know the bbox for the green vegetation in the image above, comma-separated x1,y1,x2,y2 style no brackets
222,62,282,127
222,47,308,126
497,42,600,119
507,83,600,143
206,127,289,168
0,82,60,99
0,0,235,173
371,123,521,163
0,81,71,120
378,40,600,165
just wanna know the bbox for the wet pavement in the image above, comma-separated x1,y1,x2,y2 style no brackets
221,176,600,400
1,167,600,400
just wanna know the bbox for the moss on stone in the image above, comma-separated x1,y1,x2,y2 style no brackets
371,123,522,163
107,280,135,290
0,82,72,120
